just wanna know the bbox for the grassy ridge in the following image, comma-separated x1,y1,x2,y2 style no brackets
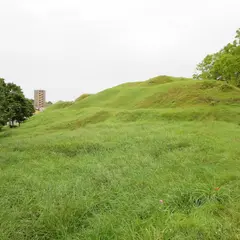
1,76,240,239
71,76,240,109
25,76,240,133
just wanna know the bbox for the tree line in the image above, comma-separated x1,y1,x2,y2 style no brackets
194,28,240,87
0,78,34,130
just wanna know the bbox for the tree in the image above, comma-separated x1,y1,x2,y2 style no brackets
6,83,35,127
21,98,35,124
0,78,8,129
0,79,35,129
6,83,25,127
194,29,240,87
45,101,53,108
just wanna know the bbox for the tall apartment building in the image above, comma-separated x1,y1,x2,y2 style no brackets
34,90,46,110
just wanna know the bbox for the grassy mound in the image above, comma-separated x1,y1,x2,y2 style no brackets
45,76,240,113
1,76,240,239
75,93,92,102
47,101,73,110
27,76,240,132
68,76,240,110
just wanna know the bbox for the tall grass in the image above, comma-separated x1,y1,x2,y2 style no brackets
0,76,240,239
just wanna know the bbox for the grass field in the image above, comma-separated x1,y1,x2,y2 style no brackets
1,76,240,239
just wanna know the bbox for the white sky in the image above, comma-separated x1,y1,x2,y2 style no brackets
0,0,239,102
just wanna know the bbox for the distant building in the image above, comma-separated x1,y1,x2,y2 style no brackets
34,90,46,110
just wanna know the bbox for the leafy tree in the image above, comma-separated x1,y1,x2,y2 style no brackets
194,28,240,87
0,79,35,129
0,78,8,129
6,83,35,127
21,98,35,124
45,101,53,108
6,83,24,127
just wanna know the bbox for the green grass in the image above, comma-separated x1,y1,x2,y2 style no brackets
1,76,240,239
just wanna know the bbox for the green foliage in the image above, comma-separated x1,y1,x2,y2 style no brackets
194,29,240,87
0,78,8,129
0,78,34,129
45,101,53,108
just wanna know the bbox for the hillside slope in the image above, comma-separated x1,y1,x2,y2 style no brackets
1,76,240,239
22,76,240,133
72,76,240,109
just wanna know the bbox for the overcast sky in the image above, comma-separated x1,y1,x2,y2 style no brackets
0,0,239,102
